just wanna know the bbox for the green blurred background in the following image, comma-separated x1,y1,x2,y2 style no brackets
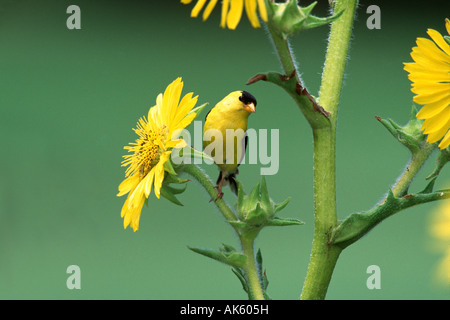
1,0,449,299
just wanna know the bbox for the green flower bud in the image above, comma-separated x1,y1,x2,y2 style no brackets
236,176,299,228
376,104,429,154
267,0,343,38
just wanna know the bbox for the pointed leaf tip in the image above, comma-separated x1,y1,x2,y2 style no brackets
160,186,184,206
266,217,305,227
420,177,437,194
188,246,246,268
274,197,291,213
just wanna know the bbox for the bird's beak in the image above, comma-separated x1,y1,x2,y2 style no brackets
244,102,256,113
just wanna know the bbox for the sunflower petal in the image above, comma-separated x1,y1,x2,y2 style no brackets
191,0,208,17
427,28,450,56
154,152,171,199
221,0,230,28
129,196,145,232
245,0,260,28
203,0,218,20
438,129,450,149
117,174,140,197
166,138,187,149
257,0,268,22
413,86,450,105
227,0,244,30
414,38,449,63
416,97,450,119
144,168,156,198
421,106,450,134
425,117,450,142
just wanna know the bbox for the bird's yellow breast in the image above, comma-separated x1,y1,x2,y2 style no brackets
203,102,250,174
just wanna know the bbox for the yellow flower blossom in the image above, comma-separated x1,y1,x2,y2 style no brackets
404,19,450,149
181,0,268,30
117,78,199,231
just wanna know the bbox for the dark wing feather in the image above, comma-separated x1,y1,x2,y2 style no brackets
237,134,248,168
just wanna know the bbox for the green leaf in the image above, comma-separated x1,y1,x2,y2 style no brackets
231,267,251,298
376,105,429,154
293,9,343,31
178,147,214,164
164,184,187,195
266,217,305,227
419,177,437,194
248,181,261,205
160,186,184,206
188,246,247,268
302,1,318,16
189,102,209,117
163,173,189,185
268,0,343,38
163,158,177,176
274,197,291,213
255,249,271,300
236,180,246,220
228,220,248,229
259,176,271,210
426,147,450,180
331,188,450,248
221,243,237,253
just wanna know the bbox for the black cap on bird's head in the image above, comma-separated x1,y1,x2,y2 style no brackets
239,91,257,113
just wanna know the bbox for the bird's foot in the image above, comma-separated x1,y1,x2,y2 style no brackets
210,185,224,202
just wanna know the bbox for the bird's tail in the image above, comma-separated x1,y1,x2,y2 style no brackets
216,172,238,196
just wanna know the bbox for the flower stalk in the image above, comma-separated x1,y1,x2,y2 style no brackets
391,143,436,197
262,0,358,300
181,164,237,224
240,233,265,300
181,164,265,299
300,0,359,300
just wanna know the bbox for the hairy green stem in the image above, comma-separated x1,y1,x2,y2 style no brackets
391,143,435,197
265,21,330,129
301,127,341,300
300,0,358,300
182,164,237,223
240,233,265,300
182,164,265,300
318,0,358,120
267,23,298,77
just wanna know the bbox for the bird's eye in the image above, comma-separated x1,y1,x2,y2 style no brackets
239,91,257,107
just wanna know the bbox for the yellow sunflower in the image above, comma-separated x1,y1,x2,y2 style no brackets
429,200,450,286
117,78,199,231
404,19,450,149
181,0,268,30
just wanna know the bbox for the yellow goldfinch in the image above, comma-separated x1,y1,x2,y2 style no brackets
203,91,256,200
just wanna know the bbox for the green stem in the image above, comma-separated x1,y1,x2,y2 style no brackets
301,126,341,300
240,233,265,300
267,24,298,77
300,0,358,300
391,143,435,197
331,187,450,249
318,0,358,119
182,164,265,299
265,22,330,129
182,164,237,223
